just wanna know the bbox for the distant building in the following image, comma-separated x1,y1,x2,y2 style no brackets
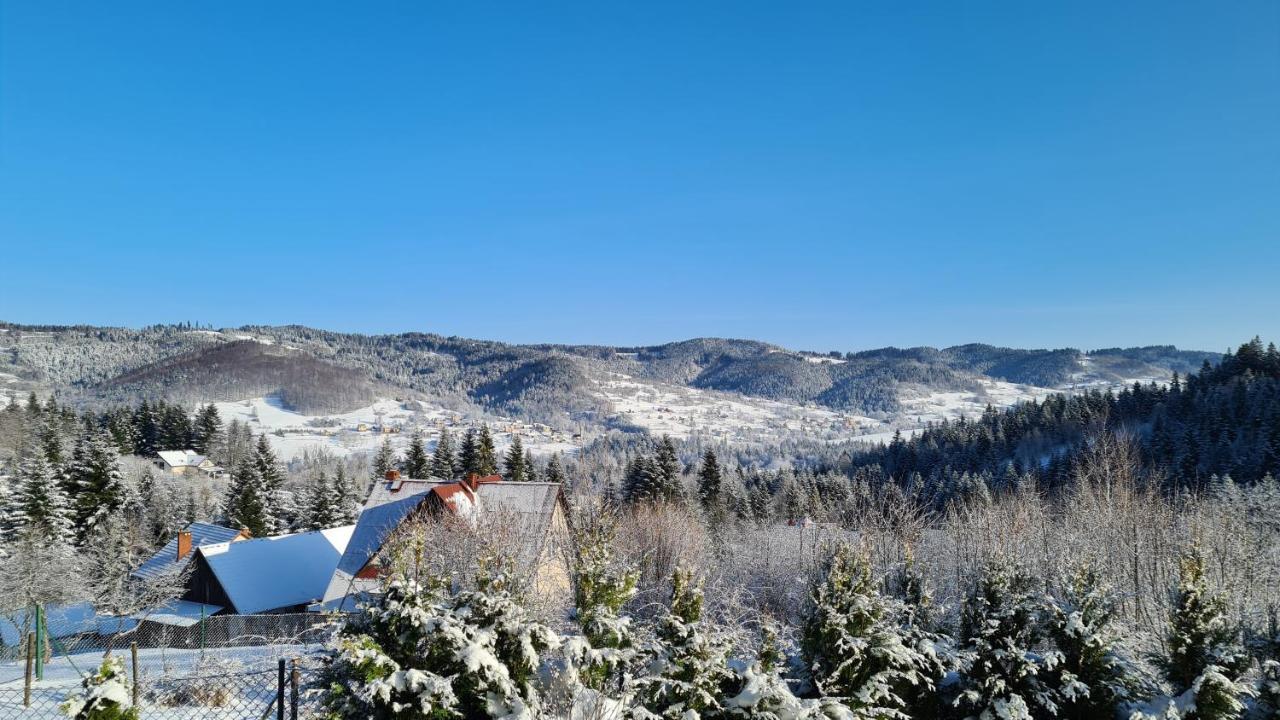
181,526,354,615
156,450,223,477
320,472,572,611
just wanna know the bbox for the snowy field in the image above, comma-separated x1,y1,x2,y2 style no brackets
213,396,579,463
593,373,880,444
0,644,313,689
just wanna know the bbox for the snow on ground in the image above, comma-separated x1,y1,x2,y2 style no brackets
593,373,877,444
212,396,579,464
0,645,313,689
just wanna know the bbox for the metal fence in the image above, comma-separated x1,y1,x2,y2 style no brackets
0,612,340,719
0,655,326,719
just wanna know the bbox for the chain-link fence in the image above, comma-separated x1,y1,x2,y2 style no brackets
0,610,341,718
0,654,326,719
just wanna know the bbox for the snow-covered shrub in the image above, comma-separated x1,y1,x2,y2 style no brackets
953,560,1061,720
632,567,736,718
800,543,943,719
60,654,138,720
723,623,823,720
315,560,559,720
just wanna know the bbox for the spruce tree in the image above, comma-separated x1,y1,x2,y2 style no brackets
332,466,360,524
192,404,222,455
1047,563,1143,720
954,560,1061,720
401,429,430,479
565,517,639,693
1159,544,1249,720
1257,609,1280,720
476,425,498,476
371,436,396,482
698,449,725,525
459,428,480,477
504,435,526,482
302,471,335,531
431,428,456,479
253,434,291,532
654,436,681,491
724,622,815,719
523,450,538,483
10,452,76,546
801,542,942,717
633,568,735,718
224,458,271,537
318,560,558,719
545,453,565,484
68,429,132,542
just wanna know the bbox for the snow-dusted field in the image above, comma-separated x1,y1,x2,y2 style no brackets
213,397,579,464
593,373,880,444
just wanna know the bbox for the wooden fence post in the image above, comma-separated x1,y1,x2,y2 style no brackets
23,632,34,708
290,658,300,720
131,641,140,710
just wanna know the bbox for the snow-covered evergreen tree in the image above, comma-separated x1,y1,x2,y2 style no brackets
723,622,818,720
432,428,456,480
316,560,559,719
402,429,430,479
1046,563,1145,720
10,451,76,546
332,465,360,525
372,436,396,482
301,470,337,531
1254,610,1280,720
505,435,526,482
1156,544,1250,720
68,429,132,541
564,517,639,693
223,457,272,537
545,453,565,484
801,542,942,718
476,425,498,476
954,560,1061,720
252,434,292,532
633,567,735,718
60,654,138,720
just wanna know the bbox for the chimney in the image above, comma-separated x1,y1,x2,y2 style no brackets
176,530,192,561
385,469,401,482
466,473,480,491
239,526,253,539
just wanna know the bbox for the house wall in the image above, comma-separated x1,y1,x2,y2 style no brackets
182,553,235,612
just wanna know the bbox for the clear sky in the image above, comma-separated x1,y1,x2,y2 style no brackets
1,2,1276,353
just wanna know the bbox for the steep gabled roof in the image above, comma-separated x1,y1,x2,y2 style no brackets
320,476,566,608
157,450,209,468
132,523,244,582
200,525,354,614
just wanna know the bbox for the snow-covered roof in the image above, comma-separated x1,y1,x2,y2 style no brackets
200,525,354,614
132,523,244,582
157,450,209,468
320,476,565,608
134,600,224,628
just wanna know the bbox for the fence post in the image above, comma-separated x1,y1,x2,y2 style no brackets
34,604,45,681
277,659,286,720
131,641,140,710
24,632,34,708
290,658,300,720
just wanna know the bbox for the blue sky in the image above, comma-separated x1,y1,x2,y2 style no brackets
1,2,1276,353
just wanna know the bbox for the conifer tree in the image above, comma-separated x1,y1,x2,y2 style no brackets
192,404,222,455
476,424,498,476
523,449,538,483
331,466,359,525
801,542,942,717
505,435,526,482
10,452,76,546
1047,563,1144,720
401,429,430,479
302,471,335,531
545,453,565,484
1257,609,1280,720
68,429,132,542
954,560,1061,720
654,436,681,491
253,434,291,532
60,654,139,720
1158,544,1249,720
431,428,456,479
224,457,272,537
624,453,658,505
633,567,735,718
371,436,395,482
459,428,480,477
724,621,816,719
698,449,726,526
317,560,558,719
565,517,639,693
